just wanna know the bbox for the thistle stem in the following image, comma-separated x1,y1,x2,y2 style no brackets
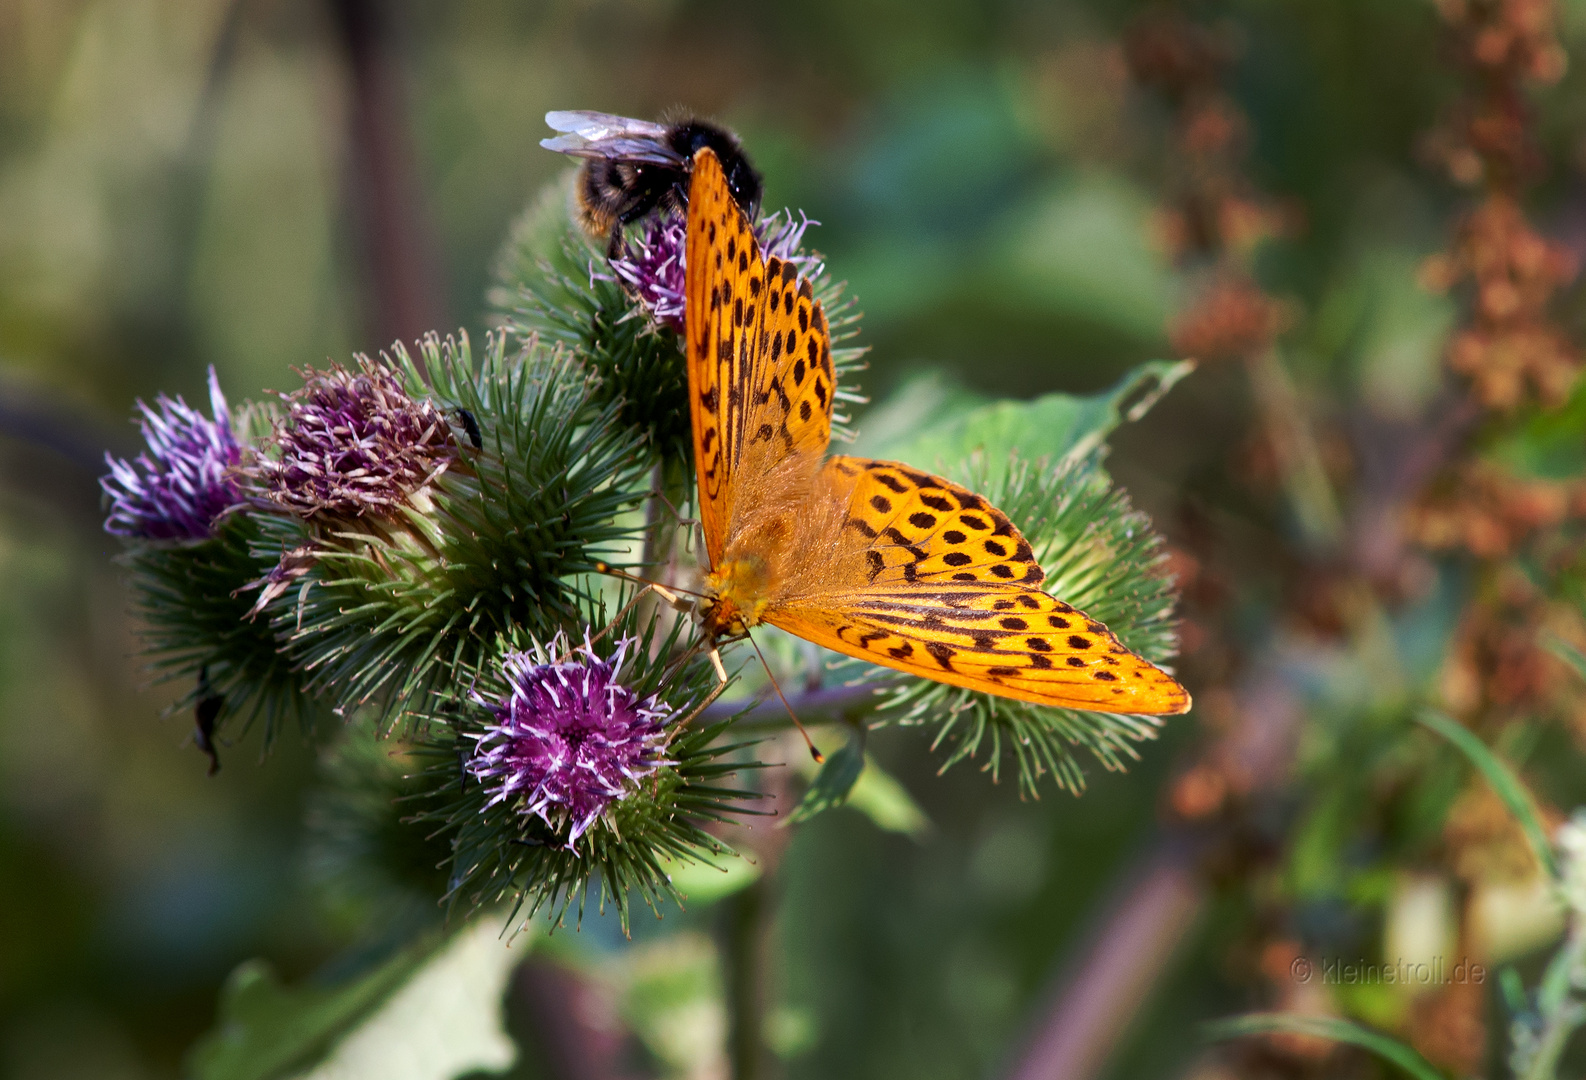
1243,346,1344,552
724,876,773,1080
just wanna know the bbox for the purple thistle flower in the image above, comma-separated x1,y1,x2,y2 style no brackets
250,358,454,520
604,209,827,332
466,635,673,850
102,366,242,541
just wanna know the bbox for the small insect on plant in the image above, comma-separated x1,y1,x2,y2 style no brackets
541,110,763,255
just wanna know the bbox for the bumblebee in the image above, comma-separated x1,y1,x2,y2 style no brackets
541,110,762,253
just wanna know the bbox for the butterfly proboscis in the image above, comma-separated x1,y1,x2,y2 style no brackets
591,561,826,761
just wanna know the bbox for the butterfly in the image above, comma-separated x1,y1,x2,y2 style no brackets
682,147,1191,716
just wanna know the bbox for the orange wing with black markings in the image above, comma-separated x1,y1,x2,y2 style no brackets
684,146,834,567
764,457,1190,714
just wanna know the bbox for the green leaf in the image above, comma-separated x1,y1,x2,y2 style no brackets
787,731,867,825
846,755,931,838
846,371,988,460
187,936,438,1080
1416,709,1557,879
874,360,1193,479
1487,374,1586,481
188,917,533,1080
1203,1013,1445,1080
660,846,762,904
1542,630,1586,686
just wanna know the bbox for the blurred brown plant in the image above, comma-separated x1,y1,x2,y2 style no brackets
1126,9,1292,282
1412,458,1586,557
1170,274,1294,365
1445,780,1556,882
1420,196,1579,409
1425,0,1567,190
1408,977,1488,1076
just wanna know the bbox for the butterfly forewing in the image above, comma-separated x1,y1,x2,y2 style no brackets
685,147,834,568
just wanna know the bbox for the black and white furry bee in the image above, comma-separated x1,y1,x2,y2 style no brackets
541,110,763,253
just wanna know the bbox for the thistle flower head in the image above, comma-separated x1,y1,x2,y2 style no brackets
466,634,673,849
102,366,242,541
605,209,827,332
251,357,454,520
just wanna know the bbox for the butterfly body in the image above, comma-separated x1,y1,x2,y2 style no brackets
682,147,1191,717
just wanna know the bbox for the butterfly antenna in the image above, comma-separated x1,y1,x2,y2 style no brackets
746,630,824,763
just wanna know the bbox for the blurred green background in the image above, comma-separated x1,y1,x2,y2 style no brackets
6,1,1586,1078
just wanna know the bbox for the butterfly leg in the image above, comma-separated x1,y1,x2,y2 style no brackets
570,579,694,665
645,487,704,557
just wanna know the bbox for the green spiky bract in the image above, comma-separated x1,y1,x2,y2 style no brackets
415,602,762,935
870,451,1182,796
123,511,316,742
259,332,650,728
493,181,694,462
304,716,454,937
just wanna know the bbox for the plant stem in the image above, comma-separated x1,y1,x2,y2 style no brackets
724,875,772,1080
1244,346,1344,553
326,0,443,345
1521,926,1586,1080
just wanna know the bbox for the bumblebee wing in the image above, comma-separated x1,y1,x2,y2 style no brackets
544,110,669,139
541,111,682,165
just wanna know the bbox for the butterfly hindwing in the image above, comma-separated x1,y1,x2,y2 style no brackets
685,147,833,567
825,456,1044,587
761,456,1190,714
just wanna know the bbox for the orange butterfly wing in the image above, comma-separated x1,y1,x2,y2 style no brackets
682,148,1190,715
762,457,1190,714
684,146,834,568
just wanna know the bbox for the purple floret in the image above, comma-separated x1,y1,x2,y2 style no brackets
466,636,673,850
102,367,242,541
251,359,453,520
604,209,826,332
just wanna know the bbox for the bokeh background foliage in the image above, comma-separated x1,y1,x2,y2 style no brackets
10,1,1586,1079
